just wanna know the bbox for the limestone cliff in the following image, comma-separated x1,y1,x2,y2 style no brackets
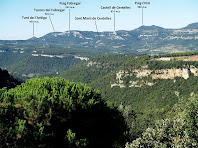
111,65,198,88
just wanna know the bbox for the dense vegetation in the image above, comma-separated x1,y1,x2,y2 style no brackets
126,94,198,147
92,55,198,138
155,51,198,58
0,47,99,79
0,77,127,148
60,54,136,84
9,56,81,77
2,51,198,147
60,52,198,140
0,68,21,89
1,22,198,147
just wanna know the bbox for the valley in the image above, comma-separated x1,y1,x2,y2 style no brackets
0,47,96,79
1,22,198,147
1,0,198,147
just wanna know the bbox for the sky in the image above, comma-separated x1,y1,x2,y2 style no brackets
0,0,197,40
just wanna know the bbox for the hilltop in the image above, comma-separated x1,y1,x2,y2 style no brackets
183,22,198,29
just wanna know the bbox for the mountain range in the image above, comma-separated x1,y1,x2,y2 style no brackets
1,22,198,79
1,22,198,55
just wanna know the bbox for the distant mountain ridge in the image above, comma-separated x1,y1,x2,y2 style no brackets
1,22,198,79
135,25,165,31
182,22,198,29
1,22,198,55
30,22,198,39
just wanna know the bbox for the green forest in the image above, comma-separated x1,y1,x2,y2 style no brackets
60,52,198,142
0,47,100,80
2,52,198,147
0,77,127,148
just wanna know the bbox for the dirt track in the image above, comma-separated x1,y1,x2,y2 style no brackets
189,55,198,61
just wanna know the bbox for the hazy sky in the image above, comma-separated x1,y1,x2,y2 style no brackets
0,0,197,40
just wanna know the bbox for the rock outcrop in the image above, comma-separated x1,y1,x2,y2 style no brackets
152,68,189,80
111,65,198,88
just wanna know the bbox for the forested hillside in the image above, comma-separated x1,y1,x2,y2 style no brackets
1,0,198,146
60,52,198,139
60,54,136,84
126,94,198,147
1,56,198,147
0,47,99,79
0,68,21,89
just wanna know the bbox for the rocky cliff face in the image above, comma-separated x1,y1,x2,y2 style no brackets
152,68,189,80
111,70,126,88
111,65,198,88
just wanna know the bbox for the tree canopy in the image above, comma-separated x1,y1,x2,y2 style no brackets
0,77,127,148
0,68,21,89
126,94,198,147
